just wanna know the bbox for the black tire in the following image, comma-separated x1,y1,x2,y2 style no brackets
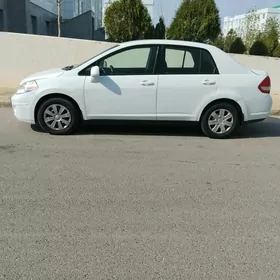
37,98,80,135
200,103,240,139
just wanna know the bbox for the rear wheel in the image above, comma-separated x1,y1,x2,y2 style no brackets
37,98,80,135
200,103,240,139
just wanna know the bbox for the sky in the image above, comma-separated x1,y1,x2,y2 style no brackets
154,0,280,25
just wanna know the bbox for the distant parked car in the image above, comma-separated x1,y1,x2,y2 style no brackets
11,39,272,139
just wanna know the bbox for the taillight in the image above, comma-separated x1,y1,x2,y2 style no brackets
258,76,271,94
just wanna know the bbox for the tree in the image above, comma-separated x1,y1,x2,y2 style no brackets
211,33,225,50
167,0,221,43
229,37,246,54
249,40,269,56
57,0,62,37
224,29,238,52
239,9,260,50
104,0,152,42
260,17,280,56
155,16,166,39
144,22,156,39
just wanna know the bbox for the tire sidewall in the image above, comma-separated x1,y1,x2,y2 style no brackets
37,98,79,135
201,103,239,139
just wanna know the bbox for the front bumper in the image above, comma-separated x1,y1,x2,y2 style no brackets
11,92,35,124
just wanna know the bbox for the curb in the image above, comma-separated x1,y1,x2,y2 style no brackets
1,99,280,115
0,100,11,108
271,110,280,116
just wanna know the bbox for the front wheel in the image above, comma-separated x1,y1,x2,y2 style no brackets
37,98,80,135
200,103,240,139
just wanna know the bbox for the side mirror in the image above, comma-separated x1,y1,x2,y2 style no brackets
90,66,100,82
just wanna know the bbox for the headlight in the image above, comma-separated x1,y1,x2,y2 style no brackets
16,81,38,94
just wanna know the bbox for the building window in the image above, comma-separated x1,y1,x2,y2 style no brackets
0,9,4,31
31,15,37,34
263,14,266,19
46,21,50,35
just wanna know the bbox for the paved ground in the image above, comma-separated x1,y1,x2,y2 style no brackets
1,108,280,280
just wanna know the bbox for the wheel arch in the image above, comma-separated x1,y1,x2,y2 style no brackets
199,98,244,125
34,93,83,123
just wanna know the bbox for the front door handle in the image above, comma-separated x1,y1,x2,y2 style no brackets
202,80,216,85
141,80,155,86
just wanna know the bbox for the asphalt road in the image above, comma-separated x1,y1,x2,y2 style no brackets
1,108,280,280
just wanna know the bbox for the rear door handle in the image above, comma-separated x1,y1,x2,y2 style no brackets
141,80,155,86
202,80,216,85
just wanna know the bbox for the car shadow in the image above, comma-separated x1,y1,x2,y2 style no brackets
30,117,280,139
30,122,202,137
235,117,280,139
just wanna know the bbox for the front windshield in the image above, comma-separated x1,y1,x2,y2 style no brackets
73,45,119,69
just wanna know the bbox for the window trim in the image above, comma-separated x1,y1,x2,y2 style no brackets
78,44,160,76
157,44,219,75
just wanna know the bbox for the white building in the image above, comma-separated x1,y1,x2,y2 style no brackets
223,6,280,36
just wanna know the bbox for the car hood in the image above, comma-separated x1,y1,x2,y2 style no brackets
21,68,64,84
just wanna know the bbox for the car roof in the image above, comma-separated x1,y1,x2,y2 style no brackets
119,39,216,51
76,39,250,75
117,39,249,74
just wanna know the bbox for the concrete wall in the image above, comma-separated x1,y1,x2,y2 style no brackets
231,54,280,95
231,54,280,111
0,32,280,111
0,32,115,88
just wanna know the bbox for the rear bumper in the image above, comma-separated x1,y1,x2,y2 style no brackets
246,94,272,122
245,118,265,124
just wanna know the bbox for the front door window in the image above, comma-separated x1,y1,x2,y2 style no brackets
96,46,157,76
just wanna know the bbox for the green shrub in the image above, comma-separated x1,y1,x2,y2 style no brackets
249,40,269,56
273,44,280,57
229,37,246,54
224,29,238,52
212,34,225,51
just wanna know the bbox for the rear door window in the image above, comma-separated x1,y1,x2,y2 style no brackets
160,45,219,75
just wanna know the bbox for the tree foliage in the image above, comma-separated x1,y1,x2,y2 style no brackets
224,29,238,52
211,33,225,50
229,37,246,54
144,22,156,39
104,0,152,42
249,40,269,56
167,0,221,43
155,16,166,39
260,17,280,56
240,9,260,50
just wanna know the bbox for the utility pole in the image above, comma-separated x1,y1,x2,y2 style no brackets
57,0,62,37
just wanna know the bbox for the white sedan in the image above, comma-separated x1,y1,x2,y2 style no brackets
11,39,272,139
